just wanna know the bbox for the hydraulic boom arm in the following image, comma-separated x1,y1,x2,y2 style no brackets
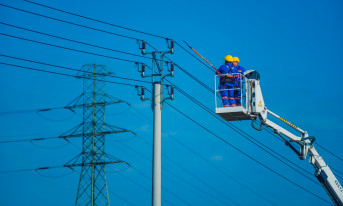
244,70,343,206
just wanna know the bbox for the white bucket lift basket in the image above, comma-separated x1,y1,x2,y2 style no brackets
215,73,251,121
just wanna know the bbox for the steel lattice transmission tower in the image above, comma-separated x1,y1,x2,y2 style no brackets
63,64,131,206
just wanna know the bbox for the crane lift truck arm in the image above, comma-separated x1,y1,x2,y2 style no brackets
216,70,343,206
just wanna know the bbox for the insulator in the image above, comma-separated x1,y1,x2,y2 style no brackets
141,87,145,101
170,62,174,77
170,86,175,100
141,64,145,77
141,40,146,54
170,86,174,94
170,40,174,53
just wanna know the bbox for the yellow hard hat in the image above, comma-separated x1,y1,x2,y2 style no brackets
233,57,240,62
224,55,233,62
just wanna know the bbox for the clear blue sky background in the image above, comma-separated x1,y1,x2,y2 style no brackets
0,0,342,205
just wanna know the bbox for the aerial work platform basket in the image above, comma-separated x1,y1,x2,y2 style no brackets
215,73,251,121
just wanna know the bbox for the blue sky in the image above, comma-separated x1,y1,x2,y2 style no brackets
0,0,343,205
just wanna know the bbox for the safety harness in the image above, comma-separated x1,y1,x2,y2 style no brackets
220,64,236,85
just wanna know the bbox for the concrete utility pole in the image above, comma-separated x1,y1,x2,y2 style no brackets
153,82,162,205
136,40,175,206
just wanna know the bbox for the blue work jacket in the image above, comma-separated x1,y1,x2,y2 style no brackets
218,62,236,86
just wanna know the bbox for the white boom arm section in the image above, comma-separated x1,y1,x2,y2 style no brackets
243,70,343,206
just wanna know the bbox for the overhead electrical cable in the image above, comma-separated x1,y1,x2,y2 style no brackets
144,42,214,93
139,137,241,206
23,0,168,39
0,32,145,64
115,172,176,206
174,41,215,73
0,4,214,93
112,141,224,205
0,22,158,61
0,164,71,174
0,54,150,84
107,189,135,206
119,137,239,205
315,143,343,163
129,107,277,205
0,3,139,41
0,129,133,144
130,167,192,206
167,80,320,185
21,0,221,73
143,87,324,202
164,102,332,205
1,28,326,204
2,2,342,201
0,62,143,87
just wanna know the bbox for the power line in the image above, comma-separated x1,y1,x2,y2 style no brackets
0,3,139,41
113,138,231,205
2,1,230,99
130,107,277,205
174,41,215,73
0,62,142,87
3,59,331,204
0,4,214,94
108,189,135,206
116,171,175,206
168,80,320,184
331,168,343,181
23,0,169,39
144,42,214,93
19,0,220,85
130,167,192,206
0,133,55,139
0,97,128,117
0,164,68,174
316,143,343,163
0,32,143,64
167,133,277,205
2,38,326,204
3,1,338,201
0,129,132,144
0,136,66,144
166,61,342,186
140,137,241,206
0,54,150,84
164,102,332,205
162,43,342,173
0,21,157,61
153,34,342,167
0,163,135,205
116,110,236,204
20,0,224,75
262,114,343,179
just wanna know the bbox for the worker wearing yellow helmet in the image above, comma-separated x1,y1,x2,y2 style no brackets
217,55,237,107
232,56,245,106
